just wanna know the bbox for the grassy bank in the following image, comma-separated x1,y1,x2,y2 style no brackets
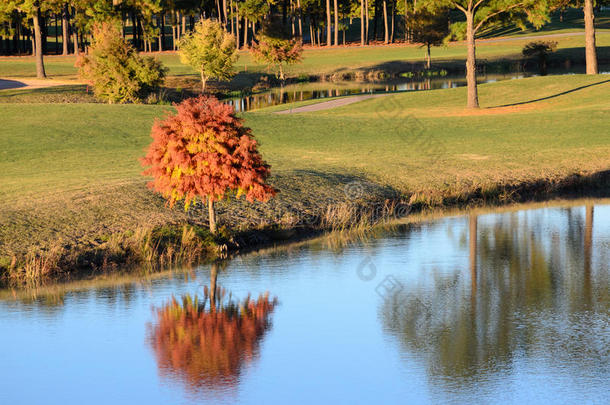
1,75,609,281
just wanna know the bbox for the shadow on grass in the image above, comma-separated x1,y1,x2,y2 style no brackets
321,46,610,80
0,79,27,90
478,9,610,39
492,79,610,108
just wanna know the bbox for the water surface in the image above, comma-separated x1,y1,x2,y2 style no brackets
0,203,608,404
228,64,610,111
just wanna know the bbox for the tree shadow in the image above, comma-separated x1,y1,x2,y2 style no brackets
0,79,27,90
492,79,610,107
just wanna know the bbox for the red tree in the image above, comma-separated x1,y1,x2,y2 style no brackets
148,292,277,394
141,96,276,233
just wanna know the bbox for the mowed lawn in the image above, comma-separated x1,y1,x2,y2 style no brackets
0,75,609,252
246,75,610,192
1,31,609,79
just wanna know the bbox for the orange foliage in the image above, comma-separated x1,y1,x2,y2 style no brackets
148,292,277,393
141,96,277,208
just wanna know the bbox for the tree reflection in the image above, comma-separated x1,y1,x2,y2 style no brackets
381,206,609,384
148,264,277,394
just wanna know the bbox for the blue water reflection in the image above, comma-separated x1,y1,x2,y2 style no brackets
0,203,608,404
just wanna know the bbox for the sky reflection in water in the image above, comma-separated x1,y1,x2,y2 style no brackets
0,203,608,404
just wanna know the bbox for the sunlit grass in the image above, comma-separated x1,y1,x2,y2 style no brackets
0,75,608,265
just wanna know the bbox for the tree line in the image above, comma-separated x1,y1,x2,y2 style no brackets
1,1,606,109
0,0,443,57
2,1,607,55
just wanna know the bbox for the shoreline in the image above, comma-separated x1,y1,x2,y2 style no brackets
2,168,608,287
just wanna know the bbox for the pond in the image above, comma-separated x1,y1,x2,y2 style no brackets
227,64,610,112
0,202,609,404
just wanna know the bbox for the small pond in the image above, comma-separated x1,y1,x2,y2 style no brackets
228,64,610,112
0,202,608,404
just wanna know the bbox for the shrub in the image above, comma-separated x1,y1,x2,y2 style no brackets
141,96,277,233
178,19,237,92
76,22,167,104
522,41,558,76
251,20,303,81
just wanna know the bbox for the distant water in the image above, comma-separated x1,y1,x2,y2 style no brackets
227,64,610,112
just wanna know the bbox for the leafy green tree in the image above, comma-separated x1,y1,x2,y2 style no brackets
251,19,303,80
420,0,552,109
554,0,605,74
77,21,167,103
522,40,557,75
178,19,237,92
408,7,449,69
6,0,50,78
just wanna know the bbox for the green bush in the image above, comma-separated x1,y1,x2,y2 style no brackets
77,22,167,104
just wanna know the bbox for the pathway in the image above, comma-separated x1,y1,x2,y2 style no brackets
275,94,387,114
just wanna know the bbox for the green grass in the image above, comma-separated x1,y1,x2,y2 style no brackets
479,8,610,38
0,75,609,259
248,75,610,192
0,85,96,103
2,29,609,80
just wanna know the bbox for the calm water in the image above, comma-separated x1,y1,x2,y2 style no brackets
228,64,610,112
1,203,609,404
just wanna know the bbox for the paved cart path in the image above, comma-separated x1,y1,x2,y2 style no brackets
275,94,388,114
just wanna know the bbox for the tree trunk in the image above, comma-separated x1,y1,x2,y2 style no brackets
72,17,79,55
182,13,187,36
55,13,59,54
41,11,47,55
310,23,314,46
62,5,69,55
201,72,207,93
290,0,295,36
231,0,235,35
361,0,365,45
404,0,408,42
373,0,378,41
31,30,36,55
365,0,369,44
244,17,249,48
469,215,477,297
172,21,177,50
426,43,431,69
465,12,479,109
235,6,240,49
390,0,395,43
383,0,389,44
584,205,593,277
223,0,228,28
159,13,165,51
33,9,46,79
297,0,303,37
584,0,598,74
209,263,218,309
208,197,217,234
326,0,331,46
334,0,339,46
